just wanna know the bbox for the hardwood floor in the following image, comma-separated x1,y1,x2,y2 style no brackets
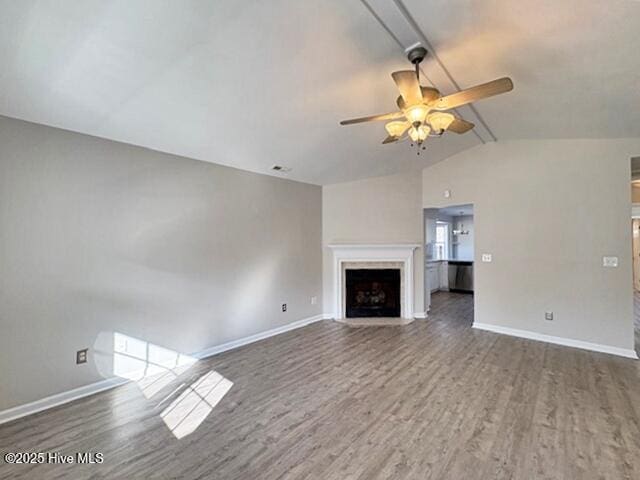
2,292,640,479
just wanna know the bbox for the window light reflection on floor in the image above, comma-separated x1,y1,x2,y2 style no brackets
112,332,233,438
160,370,233,439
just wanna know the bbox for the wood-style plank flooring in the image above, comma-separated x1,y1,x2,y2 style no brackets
2,292,640,479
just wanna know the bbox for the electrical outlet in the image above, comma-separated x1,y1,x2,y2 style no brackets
481,253,492,263
603,256,618,267
443,189,451,198
282,303,287,312
310,296,317,305
76,349,88,364
545,311,553,321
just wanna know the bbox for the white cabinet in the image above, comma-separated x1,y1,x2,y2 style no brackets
426,260,449,293
427,264,440,293
439,261,449,290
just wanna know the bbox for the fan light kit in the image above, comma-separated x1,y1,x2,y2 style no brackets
340,46,514,154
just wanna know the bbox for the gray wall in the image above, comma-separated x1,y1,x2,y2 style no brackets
423,139,640,352
0,116,322,410
322,172,424,316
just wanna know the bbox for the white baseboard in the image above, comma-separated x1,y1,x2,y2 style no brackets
0,313,326,425
413,311,427,319
194,314,324,359
473,322,639,359
0,377,129,425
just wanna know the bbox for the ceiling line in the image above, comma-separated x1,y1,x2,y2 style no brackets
391,0,499,142
359,0,437,88
358,0,486,145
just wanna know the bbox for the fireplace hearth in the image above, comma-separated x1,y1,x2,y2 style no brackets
345,269,401,318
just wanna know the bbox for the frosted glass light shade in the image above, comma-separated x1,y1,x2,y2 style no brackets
427,112,455,131
385,121,409,137
404,104,429,125
408,125,430,142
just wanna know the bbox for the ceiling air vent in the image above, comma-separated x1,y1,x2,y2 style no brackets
271,165,292,173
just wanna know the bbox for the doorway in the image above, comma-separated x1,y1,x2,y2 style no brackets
423,204,475,323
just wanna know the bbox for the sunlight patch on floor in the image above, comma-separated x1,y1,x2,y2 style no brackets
160,370,233,439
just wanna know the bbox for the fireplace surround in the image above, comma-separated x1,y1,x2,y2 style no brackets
328,244,419,320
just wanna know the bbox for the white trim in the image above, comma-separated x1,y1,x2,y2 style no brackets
413,311,427,319
0,313,325,425
473,322,638,359
328,243,421,249
328,244,419,320
0,377,129,425
194,314,324,359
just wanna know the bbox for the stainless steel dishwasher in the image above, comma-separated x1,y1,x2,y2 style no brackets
448,261,473,293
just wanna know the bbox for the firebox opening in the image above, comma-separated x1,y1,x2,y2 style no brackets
345,269,401,318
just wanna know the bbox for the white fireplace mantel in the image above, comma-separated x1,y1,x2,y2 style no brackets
328,244,419,320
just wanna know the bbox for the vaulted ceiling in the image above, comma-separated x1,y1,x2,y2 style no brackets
1,0,639,184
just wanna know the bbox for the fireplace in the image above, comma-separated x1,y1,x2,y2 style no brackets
328,244,419,320
345,269,401,318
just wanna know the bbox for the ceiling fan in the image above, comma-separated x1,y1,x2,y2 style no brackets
340,46,513,153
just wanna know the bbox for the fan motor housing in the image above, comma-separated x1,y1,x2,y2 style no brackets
407,46,428,65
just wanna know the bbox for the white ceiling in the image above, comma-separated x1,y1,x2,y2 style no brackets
0,0,639,185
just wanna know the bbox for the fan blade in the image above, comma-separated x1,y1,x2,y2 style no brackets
340,111,404,126
432,77,513,111
448,117,475,134
382,135,399,144
391,70,423,106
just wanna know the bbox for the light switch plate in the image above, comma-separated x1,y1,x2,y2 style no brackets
603,256,618,267
482,253,492,263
